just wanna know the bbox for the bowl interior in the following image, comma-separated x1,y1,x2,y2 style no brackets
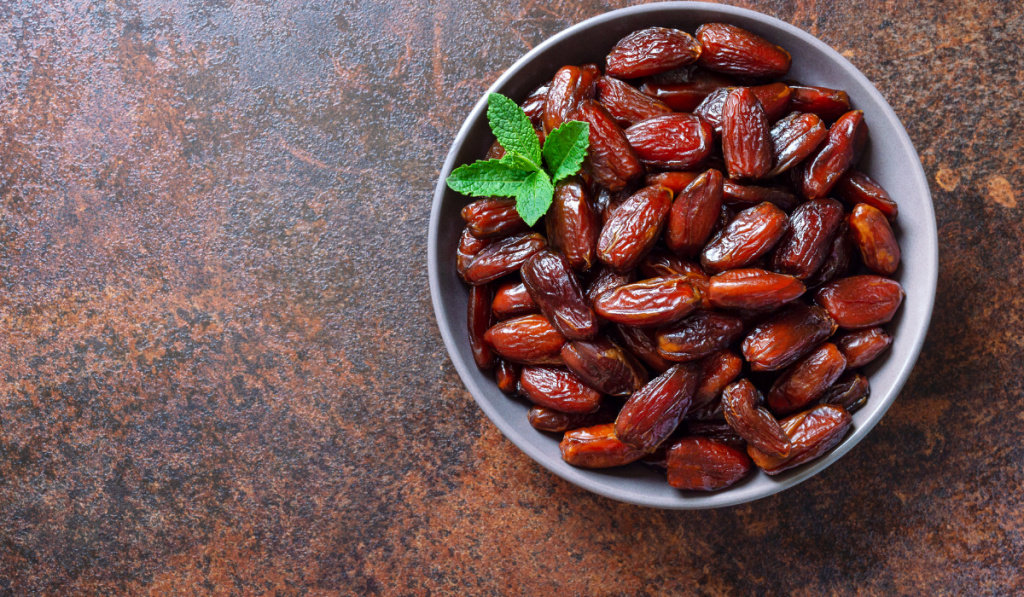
428,2,937,509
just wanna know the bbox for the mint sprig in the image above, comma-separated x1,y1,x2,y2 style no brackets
446,93,590,226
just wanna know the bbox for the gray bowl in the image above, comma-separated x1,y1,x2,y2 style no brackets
427,2,937,509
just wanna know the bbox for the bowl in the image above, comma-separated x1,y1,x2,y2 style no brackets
427,2,937,509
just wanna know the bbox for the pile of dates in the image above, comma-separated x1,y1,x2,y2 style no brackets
456,23,903,491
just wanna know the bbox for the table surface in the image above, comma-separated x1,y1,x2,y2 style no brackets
0,0,1021,595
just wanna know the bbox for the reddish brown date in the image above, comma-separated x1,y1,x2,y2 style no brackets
468,284,497,370
708,268,805,311
645,171,701,196
690,350,743,418
696,23,792,78
788,84,852,122
625,114,714,170
767,112,827,177
597,185,673,272
521,249,599,341
521,82,550,128
638,247,706,278
722,379,791,458
639,67,735,112
819,370,870,413
815,276,904,330
561,336,649,396
742,304,837,371
834,170,898,221
463,232,547,285
684,420,746,447
701,202,789,274
615,362,702,451
528,404,617,433
655,311,745,362
544,65,596,134
848,203,901,276
484,314,567,365
722,87,772,179
573,100,645,191
461,198,529,239
767,343,847,415
721,181,800,211
803,221,855,288
606,27,702,78
748,404,852,475
666,169,724,257
547,179,600,271
560,423,647,468
666,437,753,490
492,281,538,320
801,110,868,199
615,325,674,373
494,359,519,394
519,366,602,414
457,227,491,280
596,76,673,127
594,276,703,327
771,198,845,279
836,327,893,369
695,83,792,133
585,265,635,306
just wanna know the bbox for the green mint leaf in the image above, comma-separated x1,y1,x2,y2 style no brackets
513,171,555,227
542,120,590,183
487,93,541,169
446,159,535,197
499,149,541,173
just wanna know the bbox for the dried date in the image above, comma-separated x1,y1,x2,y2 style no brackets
834,170,898,221
836,327,893,369
800,110,868,199
665,169,724,257
484,314,567,365
721,87,772,179
742,304,837,371
528,404,617,433
615,324,674,373
573,100,645,191
788,83,851,122
819,370,870,413
814,276,904,330
766,343,847,415
708,268,805,311
625,114,715,170
701,202,789,274
722,379,791,458
463,232,547,285
596,76,673,127
594,276,703,327
767,112,827,177
547,179,600,271
747,404,852,475
666,437,753,490
561,336,649,396
770,198,845,279
696,23,792,78
615,362,702,451
597,185,673,272
520,366,603,414
560,423,647,468
847,203,901,276
655,311,745,362
521,249,599,341
492,280,539,320
461,198,529,239
468,284,497,370
544,65,596,134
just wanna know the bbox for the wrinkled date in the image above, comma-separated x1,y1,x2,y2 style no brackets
594,276,703,327
803,221,855,288
597,76,673,127
544,65,596,134
771,198,846,279
696,23,792,78
529,404,617,433
639,247,706,278
847,203,901,276
834,171,898,221
560,423,648,468
721,87,772,179
656,311,745,362
768,112,827,177
468,284,497,370
484,314,567,365
615,362,702,451
639,67,735,112
597,185,673,272
521,82,550,127
721,181,800,211
494,359,519,395
800,110,868,200
519,366,603,414
788,83,852,122
684,420,747,447
461,198,529,239
836,327,893,369
585,265,635,306
492,280,538,320
766,342,847,415
606,27,702,79
547,179,600,272
815,276,904,330
819,371,870,413
561,336,649,396
457,228,490,280
522,249,599,341
701,201,789,274
742,304,837,371
666,437,753,490
645,171,700,196
463,232,547,285
666,169,724,257
708,268,805,311
722,379,791,458
615,324,675,373
689,350,744,419
625,114,714,170
573,100,645,191
747,404,852,475
695,83,792,133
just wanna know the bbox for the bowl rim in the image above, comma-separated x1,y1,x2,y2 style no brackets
428,1,938,509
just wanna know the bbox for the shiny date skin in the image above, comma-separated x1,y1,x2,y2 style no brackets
721,181,800,211
836,327,893,369
695,83,793,133
800,110,868,200
696,23,792,78
708,268,805,311
519,366,603,414
597,76,673,127
835,170,898,221
560,423,647,468
585,265,635,306
666,437,753,491
615,324,674,373
788,83,852,122
747,404,852,475
815,276,904,330
547,179,600,272
461,198,529,239
771,198,846,279
456,227,490,281
521,249,599,341
666,169,724,257
803,221,855,288
639,67,735,112
689,350,743,419
722,379,791,458
683,420,746,448
494,359,520,395
701,202,789,274
544,65,596,134
468,284,497,370
625,114,714,171
767,112,827,177
462,232,547,286
742,304,837,371
573,100,645,191
597,185,673,272
483,314,567,365
606,27,702,79
491,280,538,320
819,370,870,413
766,343,847,415
645,171,700,196
615,362,702,451
521,81,550,128
561,336,649,396
638,247,706,278
528,404,617,433
594,276,703,328
655,311,745,362
848,203,901,276
721,87,772,179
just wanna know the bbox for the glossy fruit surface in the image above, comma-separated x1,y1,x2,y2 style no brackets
666,437,753,491
696,23,792,77
615,362,702,451
815,276,904,329
742,304,837,371
606,27,702,78
560,424,648,468
522,249,599,341
625,114,715,170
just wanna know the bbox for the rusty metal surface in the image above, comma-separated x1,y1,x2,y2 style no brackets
0,0,1020,594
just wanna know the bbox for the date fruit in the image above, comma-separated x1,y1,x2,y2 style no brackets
560,423,647,468
689,350,743,419
521,82,550,127
701,202,789,274
814,276,904,329
544,65,596,134
585,265,635,306
666,169,724,257
834,170,898,221
528,404,617,433
767,112,827,177
495,359,520,395
666,437,753,490
522,249,599,341
597,185,673,272
766,343,847,415
492,281,538,320
803,221,855,288
484,314,567,365
722,379,791,458
800,110,868,199
708,268,805,311
645,171,701,196
606,27,702,78
625,114,714,170
469,284,497,370
819,370,870,413
847,203,901,276
457,227,490,280
561,336,649,396
547,179,600,271
742,304,837,371
771,198,845,279
788,83,851,122
721,181,800,211
594,276,703,327
684,420,747,448
461,198,529,239
722,87,772,179
747,404,852,475
597,76,673,127
696,23,792,78
463,232,547,285
639,67,735,112
836,327,893,369
519,366,603,414
573,100,645,191
638,247,706,278
656,311,745,362
616,362,702,451
615,324,674,373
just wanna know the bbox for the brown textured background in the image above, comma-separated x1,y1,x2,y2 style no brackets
0,0,1020,595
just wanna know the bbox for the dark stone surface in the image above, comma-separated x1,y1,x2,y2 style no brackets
0,0,1020,594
